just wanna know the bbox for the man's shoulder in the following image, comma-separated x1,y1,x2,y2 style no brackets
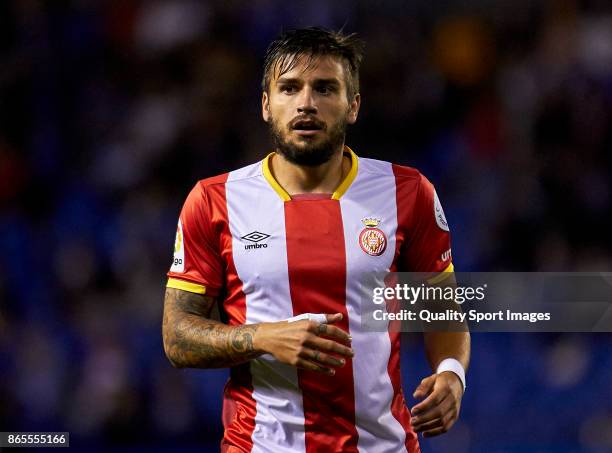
195,173,230,190
195,159,264,190
358,156,422,182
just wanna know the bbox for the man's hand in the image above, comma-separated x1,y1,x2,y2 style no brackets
163,289,353,371
254,313,354,375
410,371,464,437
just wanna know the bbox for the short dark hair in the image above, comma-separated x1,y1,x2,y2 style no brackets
262,27,364,99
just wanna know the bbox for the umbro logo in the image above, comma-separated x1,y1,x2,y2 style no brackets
241,231,270,250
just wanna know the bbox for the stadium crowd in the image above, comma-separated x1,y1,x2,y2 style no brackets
1,1,611,451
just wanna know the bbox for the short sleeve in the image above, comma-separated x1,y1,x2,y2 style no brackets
400,174,453,281
166,183,224,296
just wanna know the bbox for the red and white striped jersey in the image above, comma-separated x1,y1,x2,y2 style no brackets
167,147,453,453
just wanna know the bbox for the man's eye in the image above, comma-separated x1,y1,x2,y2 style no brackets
317,86,335,95
281,86,297,94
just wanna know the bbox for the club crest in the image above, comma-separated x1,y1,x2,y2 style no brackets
359,218,387,256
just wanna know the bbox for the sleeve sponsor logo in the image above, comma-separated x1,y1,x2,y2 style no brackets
441,248,452,262
170,219,185,272
433,190,449,232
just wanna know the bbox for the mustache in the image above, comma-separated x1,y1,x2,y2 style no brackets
288,115,326,130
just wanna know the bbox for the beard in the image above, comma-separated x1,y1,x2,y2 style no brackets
268,115,347,167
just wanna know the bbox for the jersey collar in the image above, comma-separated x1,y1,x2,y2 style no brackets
262,146,359,202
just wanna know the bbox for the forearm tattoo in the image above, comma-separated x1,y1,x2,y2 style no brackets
163,288,260,368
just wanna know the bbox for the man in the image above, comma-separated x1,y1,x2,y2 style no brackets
163,27,470,453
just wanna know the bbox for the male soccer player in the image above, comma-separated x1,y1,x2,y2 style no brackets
163,27,470,452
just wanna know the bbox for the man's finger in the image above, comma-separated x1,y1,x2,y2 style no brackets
412,374,436,399
309,337,354,357
300,348,346,368
316,323,328,336
325,313,343,323
411,388,450,418
295,358,335,375
411,403,442,428
421,410,457,437
315,324,352,343
422,425,450,438
411,416,443,433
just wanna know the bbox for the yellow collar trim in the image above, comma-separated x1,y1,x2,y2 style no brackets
262,146,359,202
262,153,291,201
332,146,359,200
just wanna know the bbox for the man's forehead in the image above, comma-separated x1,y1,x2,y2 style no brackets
272,54,346,83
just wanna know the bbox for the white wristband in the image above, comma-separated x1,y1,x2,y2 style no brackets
287,313,328,324
436,358,466,392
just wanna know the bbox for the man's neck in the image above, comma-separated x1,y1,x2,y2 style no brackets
270,147,350,196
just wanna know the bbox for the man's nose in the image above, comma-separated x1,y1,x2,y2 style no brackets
297,87,317,114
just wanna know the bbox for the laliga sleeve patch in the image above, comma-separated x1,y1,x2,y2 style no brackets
433,190,449,232
170,219,185,272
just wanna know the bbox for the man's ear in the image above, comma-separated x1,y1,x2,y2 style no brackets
262,91,270,122
347,93,361,125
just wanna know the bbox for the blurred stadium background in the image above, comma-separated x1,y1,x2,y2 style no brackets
1,1,611,451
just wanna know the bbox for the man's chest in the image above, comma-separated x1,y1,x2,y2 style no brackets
221,198,399,294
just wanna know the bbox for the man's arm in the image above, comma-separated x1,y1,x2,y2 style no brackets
410,331,470,437
162,287,354,372
423,331,470,374
411,274,471,437
162,287,261,368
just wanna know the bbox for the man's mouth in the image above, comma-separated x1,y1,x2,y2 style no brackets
291,118,325,136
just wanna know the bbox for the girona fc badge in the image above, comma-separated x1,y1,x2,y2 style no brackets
359,218,387,256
